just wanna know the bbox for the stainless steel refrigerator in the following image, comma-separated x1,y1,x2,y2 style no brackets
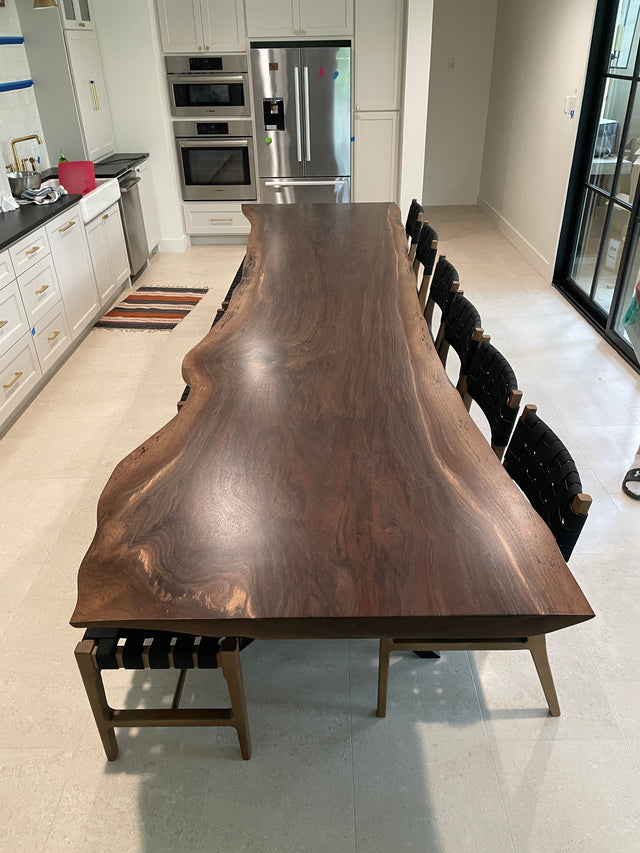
250,43,351,203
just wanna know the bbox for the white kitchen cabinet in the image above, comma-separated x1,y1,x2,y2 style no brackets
354,0,404,112
183,202,250,236
245,0,353,37
46,208,100,339
353,111,399,202
85,203,130,307
66,30,114,162
8,227,50,279
0,250,14,291
18,256,61,327
135,161,160,254
0,280,29,360
60,0,94,31
0,333,41,428
32,300,73,375
156,0,246,53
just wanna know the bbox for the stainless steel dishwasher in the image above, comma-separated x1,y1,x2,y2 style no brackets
118,172,148,279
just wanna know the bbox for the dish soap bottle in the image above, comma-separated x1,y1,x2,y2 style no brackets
59,151,68,163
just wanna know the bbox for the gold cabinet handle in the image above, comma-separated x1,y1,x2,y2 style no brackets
58,220,76,233
102,213,109,220
3,371,23,390
25,246,40,257
35,284,49,295
90,80,99,110
210,217,233,222
47,330,61,343
79,21,86,27
0,320,8,329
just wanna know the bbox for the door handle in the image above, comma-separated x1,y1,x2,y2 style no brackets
3,371,22,390
58,220,76,233
294,66,302,163
25,246,40,257
47,330,61,343
264,180,347,187
303,66,311,162
35,284,49,295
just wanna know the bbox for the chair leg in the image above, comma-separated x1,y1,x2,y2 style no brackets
219,638,252,759
74,639,119,761
528,635,561,717
377,638,393,718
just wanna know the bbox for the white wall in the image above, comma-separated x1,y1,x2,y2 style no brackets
423,0,497,206
92,0,186,252
399,0,434,218
478,0,597,281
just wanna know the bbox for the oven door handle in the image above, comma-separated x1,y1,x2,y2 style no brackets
303,66,311,162
264,180,347,187
177,139,250,147
294,66,302,163
169,74,246,84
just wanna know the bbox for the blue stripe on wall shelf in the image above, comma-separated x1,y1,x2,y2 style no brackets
0,37,25,45
0,79,34,93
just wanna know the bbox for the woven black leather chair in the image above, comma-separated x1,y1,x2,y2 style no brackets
503,404,592,561
423,255,460,347
178,259,245,411
458,339,523,461
405,198,424,263
75,629,253,760
377,403,592,721
414,223,438,303
436,291,484,390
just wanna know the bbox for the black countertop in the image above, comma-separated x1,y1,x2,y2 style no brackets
0,194,82,253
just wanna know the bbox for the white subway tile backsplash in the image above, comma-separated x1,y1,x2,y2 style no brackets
0,0,49,175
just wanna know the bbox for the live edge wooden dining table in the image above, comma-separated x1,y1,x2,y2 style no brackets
71,203,594,742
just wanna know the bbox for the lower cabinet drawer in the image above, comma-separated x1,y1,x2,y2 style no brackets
32,301,72,374
183,205,250,236
18,255,60,326
0,279,30,359
0,333,42,424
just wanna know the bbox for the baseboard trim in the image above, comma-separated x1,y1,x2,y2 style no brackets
477,196,552,282
158,235,189,253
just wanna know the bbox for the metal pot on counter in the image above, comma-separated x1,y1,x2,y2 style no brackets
7,171,42,197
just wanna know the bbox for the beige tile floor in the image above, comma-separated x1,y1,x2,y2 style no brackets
1,208,640,852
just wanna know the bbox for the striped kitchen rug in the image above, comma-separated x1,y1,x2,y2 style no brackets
95,286,208,330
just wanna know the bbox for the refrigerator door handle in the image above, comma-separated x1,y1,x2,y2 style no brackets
303,66,311,162
264,180,347,187
294,66,303,163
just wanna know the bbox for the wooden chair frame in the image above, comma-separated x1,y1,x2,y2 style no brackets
75,635,252,760
376,634,560,718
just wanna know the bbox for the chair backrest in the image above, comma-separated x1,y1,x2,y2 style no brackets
503,404,592,561
437,291,483,375
405,198,423,261
462,340,522,459
414,223,438,302
425,255,459,329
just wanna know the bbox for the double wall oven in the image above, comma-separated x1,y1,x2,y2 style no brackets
166,54,256,202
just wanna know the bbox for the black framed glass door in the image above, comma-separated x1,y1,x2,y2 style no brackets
555,0,640,369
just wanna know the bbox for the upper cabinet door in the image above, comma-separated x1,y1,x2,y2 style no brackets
245,0,299,38
156,0,205,53
60,0,95,31
354,0,404,111
66,31,114,161
299,0,353,36
201,0,246,51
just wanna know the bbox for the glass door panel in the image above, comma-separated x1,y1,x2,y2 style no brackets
62,0,77,22
609,0,640,74
78,0,91,23
613,218,640,340
593,202,631,309
571,190,608,293
590,78,631,194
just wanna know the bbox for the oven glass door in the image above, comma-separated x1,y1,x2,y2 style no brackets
169,75,250,116
178,139,256,201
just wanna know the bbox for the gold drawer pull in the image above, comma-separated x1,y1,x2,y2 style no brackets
0,320,8,329
25,246,40,257
102,213,109,220
48,330,61,343
3,371,23,390
210,217,233,223
58,220,76,233
35,284,49,295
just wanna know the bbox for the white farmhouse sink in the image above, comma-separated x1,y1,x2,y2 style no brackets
79,177,120,223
